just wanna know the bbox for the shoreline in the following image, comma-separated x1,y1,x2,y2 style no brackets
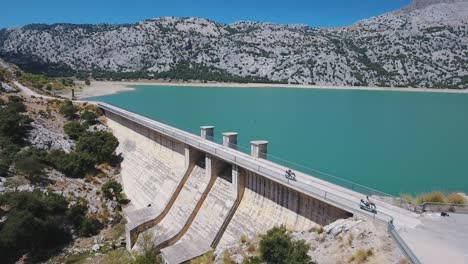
72,80,468,99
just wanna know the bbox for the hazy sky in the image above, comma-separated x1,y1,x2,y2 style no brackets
0,0,411,28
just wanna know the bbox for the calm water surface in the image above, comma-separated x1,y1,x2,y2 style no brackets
88,85,468,195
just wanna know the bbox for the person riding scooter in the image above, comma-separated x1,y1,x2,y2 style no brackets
366,196,376,209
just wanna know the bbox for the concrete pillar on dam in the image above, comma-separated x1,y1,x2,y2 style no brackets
200,126,214,140
232,164,240,195
250,140,268,159
223,132,238,149
223,132,239,194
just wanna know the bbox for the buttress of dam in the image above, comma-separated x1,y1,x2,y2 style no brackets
103,108,353,264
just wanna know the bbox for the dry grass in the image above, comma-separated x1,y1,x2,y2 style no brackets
416,192,446,204
347,233,354,246
222,251,235,264
102,248,133,264
349,248,374,263
402,192,466,204
240,234,248,244
190,251,214,264
247,242,256,253
309,225,324,234
446,193,466,204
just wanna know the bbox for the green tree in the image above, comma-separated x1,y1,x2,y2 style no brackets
259,226,311,264
101,180,123,200
59,100,78,119
0,102,31,143
80,111,97,126
14,147,48,182
63,121,87,140
0,191,71,263
85,79,91,85
78,217,101,237
76,131,118,164
47,150,95,178
66,199,88,227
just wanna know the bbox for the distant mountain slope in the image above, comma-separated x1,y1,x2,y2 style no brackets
0,0,467,88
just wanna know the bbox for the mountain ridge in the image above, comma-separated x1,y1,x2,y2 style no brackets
0,0,467,88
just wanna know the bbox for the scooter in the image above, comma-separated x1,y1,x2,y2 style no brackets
360,199,377,214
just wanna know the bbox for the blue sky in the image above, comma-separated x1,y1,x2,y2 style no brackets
0,0,411,28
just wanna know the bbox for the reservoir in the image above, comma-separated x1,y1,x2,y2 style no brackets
88,85,468,196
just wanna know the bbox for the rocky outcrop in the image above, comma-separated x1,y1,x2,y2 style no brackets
401,0,467,12
0,82,16,92
27,122,75,152
0,0,467,89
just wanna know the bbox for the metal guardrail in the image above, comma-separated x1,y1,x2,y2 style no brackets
98,102,422,264
388,223,422,264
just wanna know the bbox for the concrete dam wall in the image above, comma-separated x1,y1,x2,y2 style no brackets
103,106,353,263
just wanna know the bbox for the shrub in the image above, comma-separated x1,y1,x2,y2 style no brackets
60,100,78,119
78,217,101,237
446,193,465,204
243,256,263,264
14,147,48,182
80,111,97,126
134,233,163,264
64,121,87,140
240,234,248,243
415,192,446,204
349,248,374,263
47,150,94,178
0,191,71,262
102,180,123,200
259,226,311,264
0,102,32,144
66,199,88,227
76,131,118,164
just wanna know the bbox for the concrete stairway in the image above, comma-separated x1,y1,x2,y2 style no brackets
106,119,191,249
137,165,216,250
125,163,195,249
109,119,186,210
217,172,320,248
160,175,237,263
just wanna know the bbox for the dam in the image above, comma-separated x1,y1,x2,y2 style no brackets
98,102,428,264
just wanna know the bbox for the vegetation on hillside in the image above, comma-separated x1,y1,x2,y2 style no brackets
0,96,32,176
0,190,101,263
73,63,285,84
402,191,466,204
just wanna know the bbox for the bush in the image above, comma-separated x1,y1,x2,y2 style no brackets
80,111,97,126
64,121,87,140
66,199,88,227
60,101,78,119
415,192,446,204
76,131,118,164
14,147,48,182
349,248,374,263
0,191,71,262
78,217,101,237
47,150,94,178
259,226,311,264
102,180,123,200
133,233,163,264
446,193,466,204
0,101,31,144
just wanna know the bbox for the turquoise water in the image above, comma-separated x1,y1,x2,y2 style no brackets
88,85,468,196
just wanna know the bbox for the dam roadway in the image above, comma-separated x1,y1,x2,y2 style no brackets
98,102,468,264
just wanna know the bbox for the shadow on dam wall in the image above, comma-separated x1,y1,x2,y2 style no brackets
102,108,353,258
244,169,353,226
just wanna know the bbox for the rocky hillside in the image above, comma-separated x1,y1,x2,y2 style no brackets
0,0,467,88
